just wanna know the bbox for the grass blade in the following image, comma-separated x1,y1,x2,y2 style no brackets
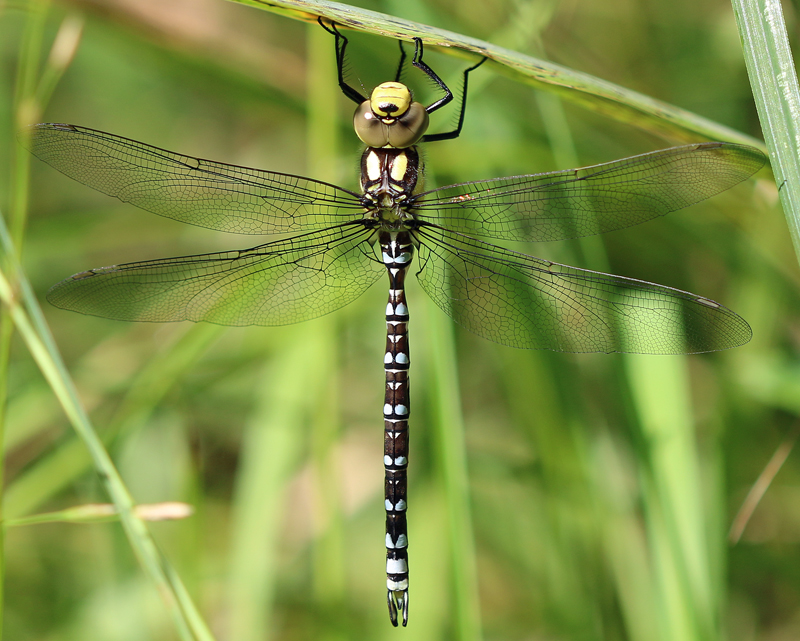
0,214,215,641
229,0,762,145
731,0,800,261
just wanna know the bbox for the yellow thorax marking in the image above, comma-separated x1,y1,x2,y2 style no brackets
390,153,408,182
366,150,382,181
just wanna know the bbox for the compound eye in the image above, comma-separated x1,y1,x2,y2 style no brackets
354,101,390,147
387,102,429,148
370,82,412,118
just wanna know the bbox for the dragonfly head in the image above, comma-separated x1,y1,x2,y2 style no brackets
354,81,429,148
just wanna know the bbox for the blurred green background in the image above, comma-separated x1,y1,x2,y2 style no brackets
0,0,797,639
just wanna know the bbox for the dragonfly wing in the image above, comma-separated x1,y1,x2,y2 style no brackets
412,143,766,241
25,123,364,234
47,225,383,326
414,226,751,354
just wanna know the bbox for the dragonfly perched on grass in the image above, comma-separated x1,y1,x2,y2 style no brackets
24,21,766,626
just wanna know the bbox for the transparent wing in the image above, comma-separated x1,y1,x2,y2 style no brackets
25,123,365,234
412,143,766,241
414,226,750,354
47,224,383,326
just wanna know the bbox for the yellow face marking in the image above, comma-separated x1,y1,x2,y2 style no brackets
370,82,412,118
366,151,382,181
390,153,408,182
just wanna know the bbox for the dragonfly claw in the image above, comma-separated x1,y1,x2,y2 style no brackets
387,589,409,627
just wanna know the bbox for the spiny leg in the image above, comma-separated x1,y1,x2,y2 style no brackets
394,38,409,82
420,53,487,143
318,18,367,104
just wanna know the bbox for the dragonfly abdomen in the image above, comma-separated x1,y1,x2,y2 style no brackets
381,230,413,627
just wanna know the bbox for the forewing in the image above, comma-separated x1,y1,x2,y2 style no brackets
412,143,766,241
25,123,364,234
47,225,383,326
414,226,750,354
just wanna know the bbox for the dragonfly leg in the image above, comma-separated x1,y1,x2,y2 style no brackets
394,38,409,82
318,18,367,104
420,53,487,143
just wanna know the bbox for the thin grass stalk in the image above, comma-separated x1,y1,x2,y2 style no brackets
4,0,50,510
592,434,661,641
4,322,224,519
227,331,312,641
624,354,717,641
0,214,215,641
729,424,799,543
730,0,800,260
224,31,346,632
495,13,664,638
31,14,83,111
424,301,482,641
229,0,764,146
5,501,194,527
9,2,46,243
306,22,347,622
1,5,61,637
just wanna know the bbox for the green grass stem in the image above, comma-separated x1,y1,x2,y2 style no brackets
4,322,224,519
0,215,215,641
424,298,482,641
229,0,764,146
227,330,315,641
624,353,719,641
731,0,800,260
3,0,778,636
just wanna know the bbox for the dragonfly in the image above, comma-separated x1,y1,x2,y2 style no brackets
24,21,766,627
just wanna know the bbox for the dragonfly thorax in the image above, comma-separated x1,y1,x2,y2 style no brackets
354,82,430,148
360,147,422,229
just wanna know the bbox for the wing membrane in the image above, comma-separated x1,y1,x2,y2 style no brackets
412,143,766,241
47,225,383,326
414,226,751,354
25,124,364,234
